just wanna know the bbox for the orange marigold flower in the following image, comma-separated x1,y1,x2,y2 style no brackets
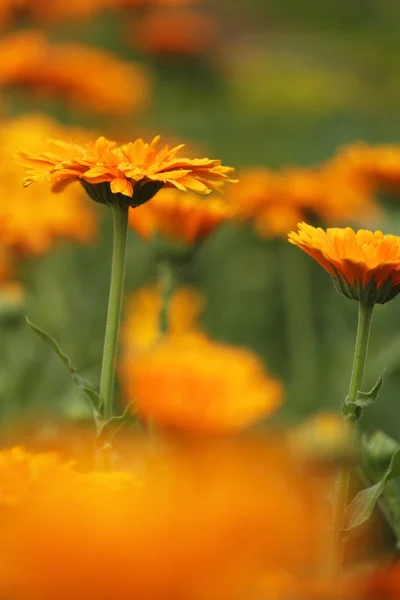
129,187,233,245
227,167,305,237
17,134,236,208
3,115,96,254
227,164,378,237
0,0,109,27
130,8,218,57
0,437,326,600
120,283,203,353
0,30,149,116
336,142,400,192
288,222,400,304
123,333,283,433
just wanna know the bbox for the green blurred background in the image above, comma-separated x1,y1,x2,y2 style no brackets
2,0,400,444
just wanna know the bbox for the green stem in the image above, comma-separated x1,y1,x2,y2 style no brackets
281,243,318,412
99,204,129,423
158,261,174,336
329,301,374,578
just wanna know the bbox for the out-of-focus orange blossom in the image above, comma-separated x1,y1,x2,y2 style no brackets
1,114,97,255
336,142,400,193
120,284,203,353
0,0,109,27
129,187,233,245
0,436,327,600
129,8,218,57
123,332,283,433
227,161,379,238
0,30,149,116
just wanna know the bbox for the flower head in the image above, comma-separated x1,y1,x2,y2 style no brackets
288,222,400,304
227,163,378,238
3,115,96,255
121,283,203,354
17,134,236,208
0,438,325,600
129,8,218,57
0,30,149,116
129,187,232,247
123,333,283,433
336,142,400,191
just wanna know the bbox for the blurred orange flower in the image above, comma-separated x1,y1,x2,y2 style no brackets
0,437,326,600
336,142,400,192
130,8,218,57
0,0,109,27
18,134,236,207
228,163,378,238
129,187,232,244
2,115,96,255
289,222,400,303
123,333,283,433
0,30,149,116
227,167,305,237
121,283,203,353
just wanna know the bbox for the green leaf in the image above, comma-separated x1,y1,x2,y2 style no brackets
346,448,400,530
341,371,386,420
356,370,385,406
26,317,75,372
26,317,102,416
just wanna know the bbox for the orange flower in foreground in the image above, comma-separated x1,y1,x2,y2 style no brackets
123,333,283,433
0,30,149,116
2,115,96,254
289,222,400,303
121,284,203,353
130,8,218,57
129,187,232,245
18,135,236,208
0,438,326,600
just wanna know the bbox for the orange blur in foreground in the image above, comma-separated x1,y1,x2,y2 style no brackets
0,438,327,600
123,333,283,433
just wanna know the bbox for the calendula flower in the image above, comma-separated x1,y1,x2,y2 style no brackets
2,115,96,255
0,30,149,116
17,134,236,208
336,142,400,193
0,0,109,27
129,187,233,248
130,8,218,57
288,222,400,304
121,284,203,353
123,333,283,433
0,437,325,600
227,167,305,237
228,163,378,238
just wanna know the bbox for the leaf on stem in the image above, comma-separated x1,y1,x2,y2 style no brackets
342,370,385,420
345,448,400,530
26,316,102,416
95,402,136,448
